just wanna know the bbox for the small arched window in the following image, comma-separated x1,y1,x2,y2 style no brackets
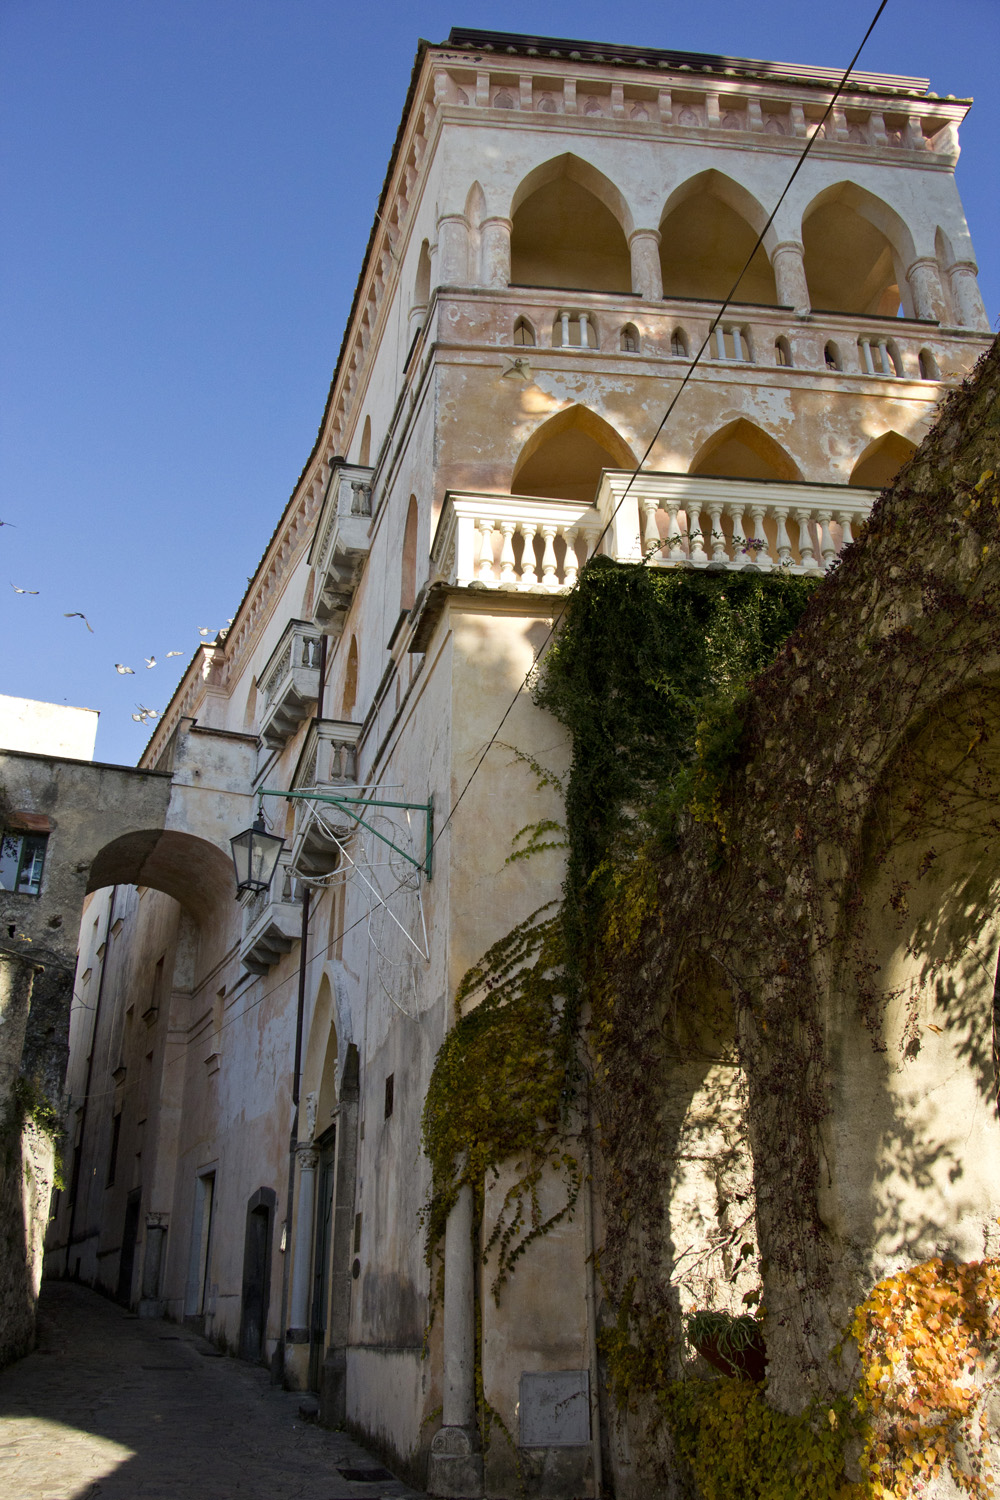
824,341,842,371
774,336,793,368
343,637,359,717
670,328,689,358
401,496,419,612
885,340,903,378
620,324,639,353
513,317,535,347
918,348,940,381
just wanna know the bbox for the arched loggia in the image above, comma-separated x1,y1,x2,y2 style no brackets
689,418,803,482
801,182,916,317
512,404,637,503
849,431,918,489
659,171,779,305
510,154,633,293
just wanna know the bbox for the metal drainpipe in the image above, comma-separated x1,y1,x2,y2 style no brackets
275,883,311,1383
582,1096,604,1499
67,885,117,1264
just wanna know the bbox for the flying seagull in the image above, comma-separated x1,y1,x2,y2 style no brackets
64,612,93,632
165,650,183,657
137,705,159,719
0,520,16,528
115,663,134,675
145,655,156,668
10,583,38,594
131,713,146,723
198,627,215,637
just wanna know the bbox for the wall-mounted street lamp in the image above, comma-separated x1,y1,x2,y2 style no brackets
230,811,285,896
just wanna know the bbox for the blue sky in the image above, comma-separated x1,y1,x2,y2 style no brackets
2,0,997,767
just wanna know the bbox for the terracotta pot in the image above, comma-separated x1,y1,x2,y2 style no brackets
692,1326,767,1383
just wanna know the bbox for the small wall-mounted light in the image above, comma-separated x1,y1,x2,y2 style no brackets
230,811,285,897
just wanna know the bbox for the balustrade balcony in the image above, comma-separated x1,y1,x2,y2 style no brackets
431,493,603,592
309,461,373,635
258,621,323,750
239,854,302,976
289,718,363,878
595,471,879,574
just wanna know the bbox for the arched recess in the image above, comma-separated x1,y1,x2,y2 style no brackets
510,153,632,293
343,636,359,717
801,183,916,317
849,431,917,489
821,684,1000,1274
413,239,431,309
86,829,234,916
358,416,372,467
401,496,419,611
689,418,802,481
301,973,339,1132
512,405,637,503
659,171,778,305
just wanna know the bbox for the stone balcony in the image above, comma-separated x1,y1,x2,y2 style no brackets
239,854,302,976
308,461,373,636
289,718,363,879
258,620,323,750
432,474,880,592
595,470,880,574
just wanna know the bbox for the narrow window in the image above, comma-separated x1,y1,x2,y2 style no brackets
670,328,689,358
401,497,419,612
824,341,842,371
353,1212,363,1253
620,324,639,353
774,336,792,368
384,1073,395,1119
513,317,535,346
0,830,47,895
358,415,372,467
918,348,940,381
107,1110,122,1187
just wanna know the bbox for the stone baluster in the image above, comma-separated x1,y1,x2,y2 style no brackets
498,522,518,586
772,507,793,568
794,509,817,570
480,217,512,289
640,498,660,559
726,502,748,566
859,336,876,375
578,311,592,349
629,229,663,299
714,325,727,360
580,518,602,568
477,519,496,584
539,524,559,589
817,511,836,569
562,527,580,589
665,503,684,563
708,500,728,564
519,521,540,588
837,511,855,549
749,504,772,568
731,326,745,362
560,311,571,347
687,504,708,565
877,339,892,376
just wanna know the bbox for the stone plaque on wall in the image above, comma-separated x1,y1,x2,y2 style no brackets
519,1369,590,1447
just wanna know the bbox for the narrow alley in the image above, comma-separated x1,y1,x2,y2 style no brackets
0,1282,428,1500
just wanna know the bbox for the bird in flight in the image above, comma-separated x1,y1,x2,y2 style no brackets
137,705,159,719
198,627,215,637
145,655,156,668
64,612,93,631
10,583,38,594
166,650,183,657
115,663,134,675
0,520,16,529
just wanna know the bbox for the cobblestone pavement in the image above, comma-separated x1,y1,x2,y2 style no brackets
0,1281,429,1500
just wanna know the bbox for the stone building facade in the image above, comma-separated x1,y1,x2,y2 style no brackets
43,28,993,1497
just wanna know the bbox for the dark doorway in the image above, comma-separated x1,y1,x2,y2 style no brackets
116,1189,142,1305
309,1129,336,1391
239,1187,276,1362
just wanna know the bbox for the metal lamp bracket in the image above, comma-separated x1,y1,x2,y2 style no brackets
257,788,434,879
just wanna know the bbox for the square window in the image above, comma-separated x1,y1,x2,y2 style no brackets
0,830,47,896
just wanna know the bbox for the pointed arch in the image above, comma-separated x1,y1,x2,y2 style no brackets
512,405,636,503
509,153,632,293
659,170,779,305
413,239,431,309
86,829,234,917
801,182,916,317
343,635,359,717
401,496,419,611
849,431,918,489
689,419,802,482
358,415,372,467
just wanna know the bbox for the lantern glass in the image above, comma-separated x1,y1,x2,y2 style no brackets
230,815,285,895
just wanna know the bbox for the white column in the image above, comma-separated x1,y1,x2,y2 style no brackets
437,214,469,285
560,311,571,347
905,257,948,322
539,524,559,588
731,326,745,363
715,325,727,360
578,311,592,349
773,507,792,568
288,1145,318,1339
480,217,512,289
628,229,663,299
948,262,991,332
770,241,810,312
498,521,517,587
428,1184,483,1497
877,339,892,376
859,337,876,375
793,509,818,570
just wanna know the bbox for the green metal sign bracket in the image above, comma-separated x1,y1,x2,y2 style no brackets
258,787,434,879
